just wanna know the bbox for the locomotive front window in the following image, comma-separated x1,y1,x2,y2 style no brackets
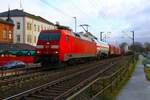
39,32,60,41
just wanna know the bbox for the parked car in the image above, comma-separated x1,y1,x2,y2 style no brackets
1,60,26,70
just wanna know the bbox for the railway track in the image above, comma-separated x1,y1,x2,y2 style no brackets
0,63,41,80
0,58,112,98
2,56,131,100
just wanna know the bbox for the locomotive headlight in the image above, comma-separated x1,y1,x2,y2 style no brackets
51,45,59,49
37,51,41,54
46,42,50,44
55,51,59,54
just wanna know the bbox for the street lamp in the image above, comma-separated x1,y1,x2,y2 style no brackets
131,31,135,55
122,30,135,59
73,17,77,33
100,32,104,41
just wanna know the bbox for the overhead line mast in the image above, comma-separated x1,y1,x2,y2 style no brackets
73,17,77,33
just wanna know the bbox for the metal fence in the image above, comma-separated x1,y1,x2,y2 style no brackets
67,56,136,100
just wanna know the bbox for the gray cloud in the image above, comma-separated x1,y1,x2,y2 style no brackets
0,0,149,43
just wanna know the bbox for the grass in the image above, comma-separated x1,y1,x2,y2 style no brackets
142,57,149,66
144,67,150,81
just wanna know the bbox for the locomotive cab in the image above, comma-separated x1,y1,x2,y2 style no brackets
35,28,97,67
36,30,61,65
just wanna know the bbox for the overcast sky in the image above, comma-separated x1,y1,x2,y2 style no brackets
0,0,150,45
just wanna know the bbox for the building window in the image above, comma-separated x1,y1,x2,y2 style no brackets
27,23,29,30
8,31,12,39
8,34,12,40
16,35,20,42
41,26,43,30
27,35,29,43
3,29,7,40
27,34,32,43
34,36,36,43
38,25,40,32
30,24,32,30
27,23,32,30
17,22,20,30
34,24,36,31
49,26,51,30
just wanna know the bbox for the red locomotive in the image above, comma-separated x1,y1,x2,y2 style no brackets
36,28,97,66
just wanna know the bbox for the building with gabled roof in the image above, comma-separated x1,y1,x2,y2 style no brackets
0,9,56,46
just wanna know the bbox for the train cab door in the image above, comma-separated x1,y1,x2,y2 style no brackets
65,35,72,60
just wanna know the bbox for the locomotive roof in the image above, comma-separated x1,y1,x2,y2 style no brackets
40,29,95,43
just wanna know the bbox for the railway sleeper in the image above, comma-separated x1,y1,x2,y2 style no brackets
52,86,71,90
47,87,69,91
21,97,39,100
37,91,62,97
52,87,71,92
27,94,53,100
67,79,84,84
44,88,65,93
53,84,72,89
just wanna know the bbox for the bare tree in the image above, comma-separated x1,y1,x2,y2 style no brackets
144,42,150,51
120,42,128,48
129,42,144,53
